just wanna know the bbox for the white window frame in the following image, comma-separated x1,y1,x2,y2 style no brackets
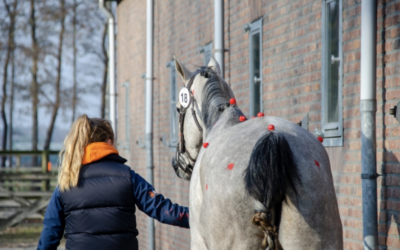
248,18,263,117
321,0,343,147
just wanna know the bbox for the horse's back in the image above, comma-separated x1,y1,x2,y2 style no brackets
190,116,342,249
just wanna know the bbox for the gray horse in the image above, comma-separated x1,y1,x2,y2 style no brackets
171,56,343,250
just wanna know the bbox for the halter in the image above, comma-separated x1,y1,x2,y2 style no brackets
173,69,205,179
172,67,232,180
178,69,204,148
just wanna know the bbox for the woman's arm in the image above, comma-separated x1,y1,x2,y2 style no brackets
131,170,189,228
37,187,65,250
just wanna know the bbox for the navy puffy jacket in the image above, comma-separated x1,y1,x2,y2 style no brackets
37,154,189,250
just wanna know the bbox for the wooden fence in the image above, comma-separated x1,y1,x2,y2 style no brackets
0,150,59,232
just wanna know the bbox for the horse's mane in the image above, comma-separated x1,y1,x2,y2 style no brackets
196,67,231,133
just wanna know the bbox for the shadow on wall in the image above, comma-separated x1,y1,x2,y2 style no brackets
377,2,400,248
378,152,399,249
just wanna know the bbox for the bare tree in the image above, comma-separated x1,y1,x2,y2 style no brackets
0,0,107,154
1,0,18,166
8,49,14,151
30,0,38,157
43,0,65,150
70,0,77,123
100,22,107,119
62,0,108,120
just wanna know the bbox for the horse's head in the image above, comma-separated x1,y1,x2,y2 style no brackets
171,56,235,180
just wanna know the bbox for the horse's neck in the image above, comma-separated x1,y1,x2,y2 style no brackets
204,106,244,141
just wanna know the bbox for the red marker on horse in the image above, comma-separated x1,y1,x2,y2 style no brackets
227,163,234,170
268,124,275,131
203,142,209,148
239,116,246,122
257,112,264,117
318,136,323,143
229,98,236,105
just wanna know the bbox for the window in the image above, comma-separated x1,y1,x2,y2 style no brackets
200,42,213,66
167,61,178,146
248,18,263,117
321,0,343,146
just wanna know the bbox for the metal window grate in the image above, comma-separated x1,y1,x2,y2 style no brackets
202,42,213,66
321,0,343,147
248,18,263,117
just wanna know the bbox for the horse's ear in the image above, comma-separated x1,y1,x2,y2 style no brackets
208,56,221,75
174,55,192,84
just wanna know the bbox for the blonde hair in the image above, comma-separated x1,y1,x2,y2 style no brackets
58,114,114,192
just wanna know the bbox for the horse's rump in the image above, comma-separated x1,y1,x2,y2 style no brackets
190,115,342,249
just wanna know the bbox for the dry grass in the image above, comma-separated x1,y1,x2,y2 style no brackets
0,223,65,248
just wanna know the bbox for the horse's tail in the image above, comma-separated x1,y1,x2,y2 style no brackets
244,130,299,250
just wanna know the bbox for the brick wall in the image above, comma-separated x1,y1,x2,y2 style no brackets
334,0,362,248
116,0,149,248
116,0,400,249
376,1,400,249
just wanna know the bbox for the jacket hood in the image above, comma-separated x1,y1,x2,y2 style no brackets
82,142,119,165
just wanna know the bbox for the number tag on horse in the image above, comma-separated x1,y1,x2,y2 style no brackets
179,88,191,108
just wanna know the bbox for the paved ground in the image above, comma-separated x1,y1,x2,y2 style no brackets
0,242,65,249
0,248,65,250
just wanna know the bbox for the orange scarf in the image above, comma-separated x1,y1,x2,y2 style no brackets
82,142,119,165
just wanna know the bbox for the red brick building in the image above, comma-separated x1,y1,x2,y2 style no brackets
114,0,400,249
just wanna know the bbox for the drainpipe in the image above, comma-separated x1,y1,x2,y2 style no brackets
214,0,224,76
99,0,116,132
145,0,155,250
360,1,378,249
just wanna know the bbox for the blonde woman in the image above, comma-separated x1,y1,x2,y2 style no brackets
37,115,189,250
